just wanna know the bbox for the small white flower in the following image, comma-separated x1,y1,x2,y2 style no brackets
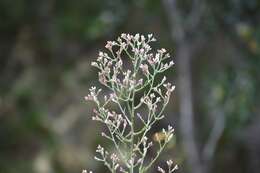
91,61,98,67
158,166,165,173
148,33,153,39
134,33,140,41
167,159,173,166
161,48,166,53
141,35,145,42
105,41,116,50
111,153,119,162
172,164,179,171
140,64,149,75
121,33,127,39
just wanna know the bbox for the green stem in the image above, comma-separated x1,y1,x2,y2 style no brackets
130,90,135,173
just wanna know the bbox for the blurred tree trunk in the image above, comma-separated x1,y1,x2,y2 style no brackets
162,1,203,173
163,0,227,172
162,1,230,173
177,41,203,173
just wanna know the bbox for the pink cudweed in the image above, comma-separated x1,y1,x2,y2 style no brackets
84,33,177,173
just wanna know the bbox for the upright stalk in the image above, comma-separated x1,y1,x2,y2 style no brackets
83,33,178,173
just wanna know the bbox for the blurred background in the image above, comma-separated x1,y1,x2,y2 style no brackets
0,0,260,173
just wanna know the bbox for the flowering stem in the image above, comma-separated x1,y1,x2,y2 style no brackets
84,33,177,173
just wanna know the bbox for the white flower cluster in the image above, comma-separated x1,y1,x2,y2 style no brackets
157,160,178,173
82,170,92,173
90,33,174,100
83,33,177,173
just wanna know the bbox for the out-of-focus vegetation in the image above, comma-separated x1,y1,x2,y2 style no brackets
0,0,259,173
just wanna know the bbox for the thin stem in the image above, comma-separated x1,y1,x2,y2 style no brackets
130,90,135,173
143,141,168,172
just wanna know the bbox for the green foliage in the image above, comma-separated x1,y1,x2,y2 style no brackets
0,0,260,173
